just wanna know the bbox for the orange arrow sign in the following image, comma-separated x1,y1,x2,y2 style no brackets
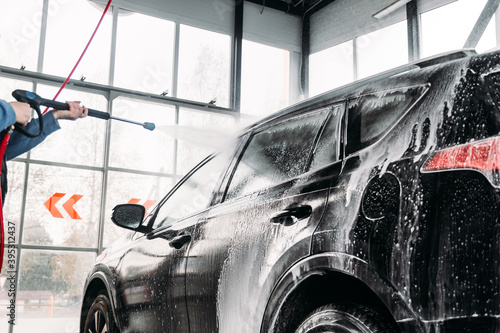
44,193,65,218
44,193,83,219
128,198,157,215
62,194,83,220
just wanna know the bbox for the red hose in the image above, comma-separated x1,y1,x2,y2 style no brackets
43,0,113,114
0,127,13,273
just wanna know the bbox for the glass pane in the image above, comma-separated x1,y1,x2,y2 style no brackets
310,40,354,96
23,165,102,248
29,85,107,167
346,85,427,155
176,108,237,175
3,161,26,242
0,74,34,102
476,18,496,53
357,20,408,79
226,110,328,200
103,171,174,247
154,153,230,229
0,0,42,71
10,249,96,333
114,11,175,94
241,40,290,117
109,97,176,173
43,0,112,85
421,0,494,57
178,25,231,108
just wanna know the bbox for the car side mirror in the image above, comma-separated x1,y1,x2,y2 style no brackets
111,204,148,232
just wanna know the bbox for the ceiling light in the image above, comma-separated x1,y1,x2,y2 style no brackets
372,0,411,19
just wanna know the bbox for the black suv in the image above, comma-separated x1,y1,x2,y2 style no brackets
80,49,500,333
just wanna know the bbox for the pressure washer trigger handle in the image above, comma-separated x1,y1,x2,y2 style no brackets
11,90,44,138
12,89,42,106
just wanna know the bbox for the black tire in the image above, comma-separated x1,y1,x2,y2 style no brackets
83,294,118,333
295,303,399,333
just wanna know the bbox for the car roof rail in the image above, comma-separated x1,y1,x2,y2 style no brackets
412,48,477,68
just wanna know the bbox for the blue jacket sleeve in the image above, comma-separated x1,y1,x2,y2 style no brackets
6,112,61,160
0,100,18,131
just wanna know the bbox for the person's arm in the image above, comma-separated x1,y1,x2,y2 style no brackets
5,101,87,160
0,100,20,131
5,111,61,160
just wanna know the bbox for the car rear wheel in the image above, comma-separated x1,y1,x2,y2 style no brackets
295,303,398,333
83,294,117,333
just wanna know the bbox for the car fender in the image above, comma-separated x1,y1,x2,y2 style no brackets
260,252,422,333
81,264,122,331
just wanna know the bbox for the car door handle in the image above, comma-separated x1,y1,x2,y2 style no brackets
270,205,312,226
168,234,192,249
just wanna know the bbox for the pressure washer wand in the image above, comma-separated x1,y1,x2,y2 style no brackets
12,90,155,131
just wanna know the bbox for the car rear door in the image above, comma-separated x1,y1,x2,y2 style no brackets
184,104,345,332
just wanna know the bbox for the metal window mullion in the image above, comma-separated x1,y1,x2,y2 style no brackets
231,0,243,113
353,38,358,81
173,106,179,178
37,0,50,72
407,0,421,62
172,22,180,98
301,12,310,98
97,92,115,254
464,0,500,49
17,244,98,253
108,5,119,86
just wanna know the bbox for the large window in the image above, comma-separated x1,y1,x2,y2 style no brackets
0,0,43,71
241,40,290,118
114,11,175,93
421,0,496,57
309,40,354,96
109,97,176,173
43,0,113,85
30,85,108,167
357,20,408,79
178,25,231,108
23,165,102,248
177,108,237,174
103,171,174,247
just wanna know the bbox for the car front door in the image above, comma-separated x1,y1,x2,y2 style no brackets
184,104,345,332
114,152,232,332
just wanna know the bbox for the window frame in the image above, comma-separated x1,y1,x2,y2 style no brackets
345,84,430,157
145,151,234,231
222,108,333,202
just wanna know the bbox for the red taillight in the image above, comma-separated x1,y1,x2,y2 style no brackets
423,137,500,172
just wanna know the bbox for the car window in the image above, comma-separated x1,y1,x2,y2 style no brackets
153,152,230,229
225,110,329,201
309,104,344,169
346,85,428,155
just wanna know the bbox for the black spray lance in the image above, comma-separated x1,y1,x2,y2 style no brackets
12,90,156,133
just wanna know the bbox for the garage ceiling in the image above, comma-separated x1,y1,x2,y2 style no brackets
245,0,335,16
